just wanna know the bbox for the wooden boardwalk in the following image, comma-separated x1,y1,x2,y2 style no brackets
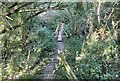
40,59,58,81
40,23,64,80
40,23,79,81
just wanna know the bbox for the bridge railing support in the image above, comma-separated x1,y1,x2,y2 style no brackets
56,23,79,81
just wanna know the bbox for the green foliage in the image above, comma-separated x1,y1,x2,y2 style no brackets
0,2,119,80
57,2,119,80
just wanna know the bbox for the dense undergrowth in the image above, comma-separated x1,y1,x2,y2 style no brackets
0,2,120,80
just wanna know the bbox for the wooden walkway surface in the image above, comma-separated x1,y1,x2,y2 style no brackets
40,23,79,81
40,23,64,80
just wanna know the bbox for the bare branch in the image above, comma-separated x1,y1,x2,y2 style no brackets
6,2,33,16
26,6,65,21
8,2,17,9
107,8,114,21
5,16,13,20
113,20,120,29
1,17,14,30
18,9,44,13
97,0,101,24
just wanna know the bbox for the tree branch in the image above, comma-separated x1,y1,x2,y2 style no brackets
26,6,65,21
6,2,33,16
18,9,44,12
1,3,67,34
97,0,101,24
8,2,17,9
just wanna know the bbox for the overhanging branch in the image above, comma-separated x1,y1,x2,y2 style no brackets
6,2,33,16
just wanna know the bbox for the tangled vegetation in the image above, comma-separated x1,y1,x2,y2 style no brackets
0,1,120,80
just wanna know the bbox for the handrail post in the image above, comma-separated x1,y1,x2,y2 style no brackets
56,23,79,81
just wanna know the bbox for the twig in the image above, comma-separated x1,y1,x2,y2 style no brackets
105,3,117,30
54,24,59,35
113,20,120,29
5,19,14,30
18,9,43,12
2,17,14,30
5,16,13,20
106,8,114,21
